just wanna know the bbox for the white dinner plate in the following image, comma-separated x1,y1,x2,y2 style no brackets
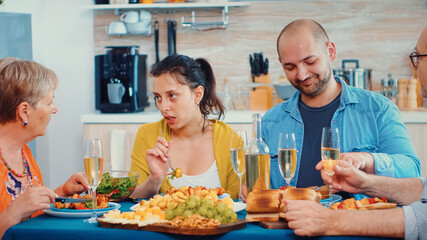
43,202,120,218
130,203,141,211
233,202,246,212
320,194,342,206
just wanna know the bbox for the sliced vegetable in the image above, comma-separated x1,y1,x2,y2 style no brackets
97,172,138,201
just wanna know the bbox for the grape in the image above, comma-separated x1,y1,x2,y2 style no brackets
201,199,210,206
183,210,193,218
199,206,208,217
206,209,214,218
168,203,176,210
214,215,222,223
165,209,174,220
169,195,238,224
216,204,225,214
194,197,201,207
224,208,233,218
230,212,237,221
189,196,198,202
187,200,196,209
175,204,186,216
205,200,214,209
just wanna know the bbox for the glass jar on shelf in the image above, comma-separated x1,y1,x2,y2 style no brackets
387,73,398,103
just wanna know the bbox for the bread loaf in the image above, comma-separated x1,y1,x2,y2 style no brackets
314,185,329,200
282,188,321,202
246,190,281,213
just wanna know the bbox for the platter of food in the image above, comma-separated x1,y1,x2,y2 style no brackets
44,202,120,218
98,186,243,235
329,197,397,210
97,217,246,236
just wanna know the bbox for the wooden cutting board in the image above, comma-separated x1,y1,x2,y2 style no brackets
98,218,247,235
258,219,289,229
250,73,273,111
246,212,289,229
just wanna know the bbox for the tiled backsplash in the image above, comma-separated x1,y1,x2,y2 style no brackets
94,0,427,96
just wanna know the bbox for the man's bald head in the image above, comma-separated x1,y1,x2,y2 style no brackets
419,27,427,50
416,27,427,98
276,19,330,57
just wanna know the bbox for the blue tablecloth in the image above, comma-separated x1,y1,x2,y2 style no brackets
4,201,395,240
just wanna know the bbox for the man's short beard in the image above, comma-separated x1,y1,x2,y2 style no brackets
292,70,332,97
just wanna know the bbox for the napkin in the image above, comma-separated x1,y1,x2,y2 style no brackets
110,130,126,171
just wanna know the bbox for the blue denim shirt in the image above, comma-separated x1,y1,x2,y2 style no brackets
262,77,421,191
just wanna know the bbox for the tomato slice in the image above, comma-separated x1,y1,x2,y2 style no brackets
368,198,376,204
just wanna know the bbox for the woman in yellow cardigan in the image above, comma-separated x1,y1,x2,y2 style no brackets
131,55,239,199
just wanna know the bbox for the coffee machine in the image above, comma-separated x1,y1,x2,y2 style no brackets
95,46,149,113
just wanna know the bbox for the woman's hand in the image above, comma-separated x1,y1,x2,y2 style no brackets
0,186,56,238
56,172,89,197
146,136,171,180
9,186,56,222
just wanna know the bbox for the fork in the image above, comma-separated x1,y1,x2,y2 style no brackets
159,128,175,171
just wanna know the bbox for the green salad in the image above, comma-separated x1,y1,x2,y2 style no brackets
96,172,137,201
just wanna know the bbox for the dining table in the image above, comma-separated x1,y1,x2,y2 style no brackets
3,201,396,240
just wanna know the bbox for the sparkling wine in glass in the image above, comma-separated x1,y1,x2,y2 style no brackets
84,139,104,223
230,130,247,202
321,127,340,207
278,133,297,188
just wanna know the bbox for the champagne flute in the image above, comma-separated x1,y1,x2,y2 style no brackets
84,139,104,223
230,130,247,202
321,127,340,207
278,133,297,188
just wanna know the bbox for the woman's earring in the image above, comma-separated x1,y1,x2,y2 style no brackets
23,121,28,126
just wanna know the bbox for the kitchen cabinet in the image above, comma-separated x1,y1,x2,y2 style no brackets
405,123,427,177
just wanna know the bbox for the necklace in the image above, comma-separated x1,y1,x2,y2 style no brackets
0,147,28,178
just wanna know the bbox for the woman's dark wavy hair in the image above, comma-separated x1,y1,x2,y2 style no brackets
150,55,225,125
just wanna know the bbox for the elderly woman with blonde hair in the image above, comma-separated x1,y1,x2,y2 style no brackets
0,57,89,238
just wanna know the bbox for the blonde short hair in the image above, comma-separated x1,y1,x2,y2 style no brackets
0,57,58,124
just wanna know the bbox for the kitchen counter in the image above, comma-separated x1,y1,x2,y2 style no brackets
80,110,427,124
80,110,263,124
81,109,427,177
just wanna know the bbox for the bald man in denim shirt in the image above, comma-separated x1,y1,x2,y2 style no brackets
283,27,427,239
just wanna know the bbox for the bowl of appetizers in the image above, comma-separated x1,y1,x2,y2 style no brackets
97,170,139,202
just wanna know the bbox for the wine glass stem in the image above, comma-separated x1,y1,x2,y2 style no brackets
238,174,243,202
91,187,97,219
328,184,332,207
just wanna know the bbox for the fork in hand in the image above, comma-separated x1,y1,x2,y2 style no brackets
159,128,175,171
